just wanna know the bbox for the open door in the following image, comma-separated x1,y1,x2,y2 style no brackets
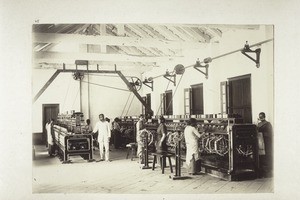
42,104,59,144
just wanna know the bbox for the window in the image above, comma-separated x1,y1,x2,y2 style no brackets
142,96,146,115
142,94,152,117
191,84,204,114
160,90,173,115
184,88,191,115
160,93,164,115
220,81,228,114
184,84,204,115
227,74,252,123
145,93,152,117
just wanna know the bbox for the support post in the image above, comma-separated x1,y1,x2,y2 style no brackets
163,73,176,86
142,132,151,169
169,140,189,180
116,71,153,114
33,70,60,103
193,60,209,79
142,79,154,91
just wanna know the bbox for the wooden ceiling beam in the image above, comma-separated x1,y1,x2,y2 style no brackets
167,24,260,30
34,51,179,63
153,25,183,41
166,26,194,41
34,61,158,73
143,25,167,40
33,32,206,49
191,27,211,42
209,28,222,37
180,27,208,42
124,25,141,37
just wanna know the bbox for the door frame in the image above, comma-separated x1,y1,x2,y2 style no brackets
190,83,204,115
42,104,59,143
228,74,252,123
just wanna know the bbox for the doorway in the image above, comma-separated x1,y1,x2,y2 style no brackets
42,104,59,144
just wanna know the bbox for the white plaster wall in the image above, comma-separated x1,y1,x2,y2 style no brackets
32,69,80,133
142,25,274,125
32,68,144,132
80,71,143,127
32,25,274,132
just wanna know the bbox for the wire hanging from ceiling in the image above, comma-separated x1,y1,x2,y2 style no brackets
165,73,184,113
125,94,135,116
62,75,72,111
121,92,132,117
88,74,132,78
81,80,129,92
72,87,80,108
155,70,174,116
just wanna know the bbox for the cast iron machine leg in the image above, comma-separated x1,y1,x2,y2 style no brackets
142,131,151,169
170,140,187,179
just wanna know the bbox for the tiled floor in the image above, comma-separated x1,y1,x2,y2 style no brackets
32,145,273,194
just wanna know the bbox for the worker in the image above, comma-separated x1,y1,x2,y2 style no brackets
184,118,204,175
45,118,55,156
92,114,111,162
112,117,122,149
155,116,167,153
257,112,273,177
85,119,93,134
136,114,145,164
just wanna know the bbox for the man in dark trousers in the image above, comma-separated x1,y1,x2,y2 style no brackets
257,112,273,177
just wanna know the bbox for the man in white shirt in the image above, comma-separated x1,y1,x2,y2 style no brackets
93,114,111,161
45,118,55,156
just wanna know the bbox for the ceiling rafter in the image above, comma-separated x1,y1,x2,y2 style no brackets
34,61,157,71
120,46,145,56
142,25,183,56
149,47,165,56
180,27,207,42
191,27,211,42
135,24,156,38
154,25,184,41
210,28,222,37
34,51,166,65
131,24,154,38
56,24,74,33
132,46,148,56
109,45,131,56
140,46,160,56
166,26,194,41
103,24,117,36
125,26,160,59
200,27,218,39
35,24,75,52
143,25,167,40
126,24,147,38
124,25,141,38
33,32,206,50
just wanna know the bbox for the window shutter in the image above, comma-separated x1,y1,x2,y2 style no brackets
220,81,228,114
184,88,191,115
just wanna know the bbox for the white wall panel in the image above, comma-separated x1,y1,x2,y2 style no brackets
142,25,274,125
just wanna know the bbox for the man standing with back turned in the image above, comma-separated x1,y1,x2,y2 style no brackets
257,112,273,177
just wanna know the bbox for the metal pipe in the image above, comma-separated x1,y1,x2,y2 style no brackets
152,38,274,79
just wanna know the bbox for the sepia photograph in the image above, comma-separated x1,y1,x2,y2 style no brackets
32,23,274,193
1,0,300,200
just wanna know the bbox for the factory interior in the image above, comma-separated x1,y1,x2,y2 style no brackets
31,23,275,194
